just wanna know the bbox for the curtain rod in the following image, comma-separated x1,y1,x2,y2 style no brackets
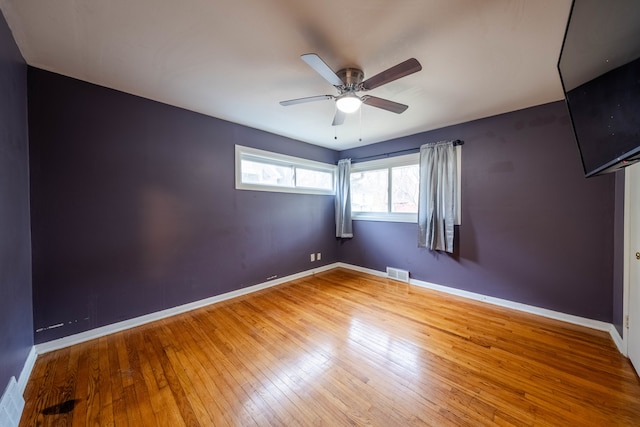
345,139,464,164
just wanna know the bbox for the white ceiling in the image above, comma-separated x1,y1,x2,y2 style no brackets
0,0,572,150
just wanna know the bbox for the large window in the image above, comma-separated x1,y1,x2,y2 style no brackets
235,145,335,195
350,150,461,223
350,153,420,222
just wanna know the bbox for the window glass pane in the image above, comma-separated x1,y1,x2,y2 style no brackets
391,164,419,213
296,168,333,190
236,145,335,195
241,159,294,187
351,169,388,212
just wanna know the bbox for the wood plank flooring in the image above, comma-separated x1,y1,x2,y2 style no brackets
20,268,640,426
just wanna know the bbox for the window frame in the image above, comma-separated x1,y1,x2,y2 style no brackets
351,153,420,223
349,149,461,224
235,145,336,195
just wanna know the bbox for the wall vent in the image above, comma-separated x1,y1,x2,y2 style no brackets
0,376,24,427
386,267,410,283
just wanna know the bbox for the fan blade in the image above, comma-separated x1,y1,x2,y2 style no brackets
361,58,422,90
332,109,346,126
362,96,408,114
280,95,333,106
301,53,344,87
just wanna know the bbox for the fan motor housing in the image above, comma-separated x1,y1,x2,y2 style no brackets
337,68,364,87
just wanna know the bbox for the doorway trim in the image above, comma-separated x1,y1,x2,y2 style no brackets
622,166,634,357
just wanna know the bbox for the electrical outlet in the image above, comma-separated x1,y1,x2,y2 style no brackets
310,253,315,262
317,252,321,261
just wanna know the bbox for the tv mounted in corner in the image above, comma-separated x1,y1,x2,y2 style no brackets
558,0,640,177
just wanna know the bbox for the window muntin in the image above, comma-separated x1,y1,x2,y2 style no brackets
235,145,335,195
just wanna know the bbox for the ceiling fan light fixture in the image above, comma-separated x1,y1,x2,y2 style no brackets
336,93,362,113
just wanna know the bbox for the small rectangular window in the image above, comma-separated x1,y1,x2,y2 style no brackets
235,145,335,195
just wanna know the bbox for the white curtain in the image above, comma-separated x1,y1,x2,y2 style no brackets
335,158,353,238
418,141,457,252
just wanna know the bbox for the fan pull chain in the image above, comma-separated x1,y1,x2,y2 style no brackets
359,106,362,142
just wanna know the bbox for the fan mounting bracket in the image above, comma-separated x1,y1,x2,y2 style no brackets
336,68,364,92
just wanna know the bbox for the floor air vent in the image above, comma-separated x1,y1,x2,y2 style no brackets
386,267,410,283
0,376,24,427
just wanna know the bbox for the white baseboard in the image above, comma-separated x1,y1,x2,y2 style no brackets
0,346,37,426
609,325,626,355
335,262,388,278
17,346,36,396
35,263,339,355
336,263,623,352
33,261,624,358
413,277,612,331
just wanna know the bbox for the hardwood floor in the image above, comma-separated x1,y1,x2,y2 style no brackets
20,268,640,426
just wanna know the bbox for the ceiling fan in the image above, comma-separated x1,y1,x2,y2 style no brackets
280,53,422,126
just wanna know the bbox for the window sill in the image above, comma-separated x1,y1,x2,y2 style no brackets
352,212,461,225
352,213,417,223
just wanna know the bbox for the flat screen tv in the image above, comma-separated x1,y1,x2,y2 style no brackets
558,0,640,177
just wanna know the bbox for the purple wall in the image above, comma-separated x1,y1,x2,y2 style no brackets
339,102,619,322
0,11,33,386
28,68,339,343
27,68,624,343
